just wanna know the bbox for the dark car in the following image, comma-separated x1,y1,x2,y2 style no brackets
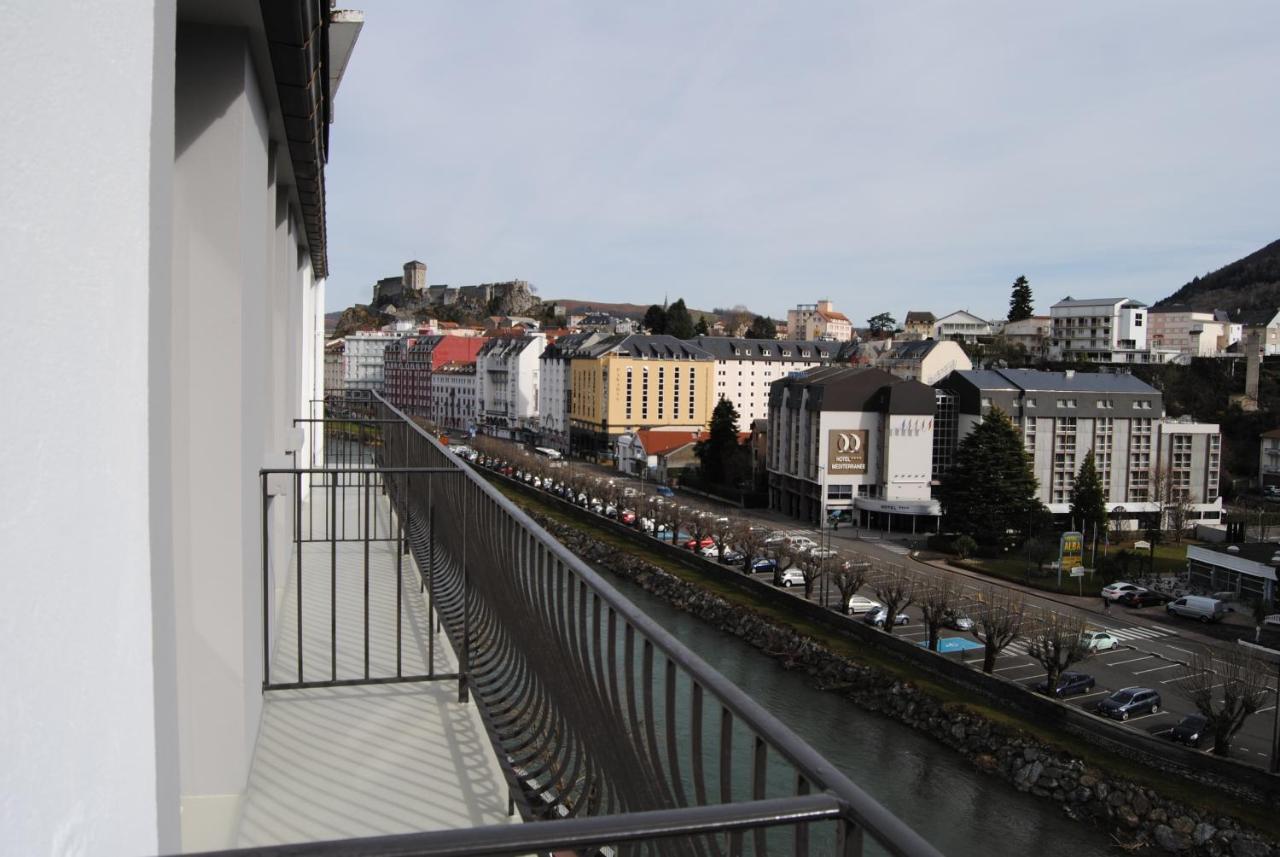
750,557,778,573
1170,714,1208,747
719,550,744,565
1035,670,1096,698
1097,687,1161,721
1117,590,1169,608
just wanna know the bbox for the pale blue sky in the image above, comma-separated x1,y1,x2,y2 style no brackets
325,1,1279,322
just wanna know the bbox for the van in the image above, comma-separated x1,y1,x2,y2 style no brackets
1165,595,1226,623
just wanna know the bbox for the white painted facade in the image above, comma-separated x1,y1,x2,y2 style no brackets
538,349,571,446
1048,297,1183,364
1147,309,1239,357
342,330,409,391
0,5,360,854
933,310,993,343
475,334,546,434
430,364,478,432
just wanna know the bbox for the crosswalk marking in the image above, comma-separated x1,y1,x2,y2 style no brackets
1098,624,1177,642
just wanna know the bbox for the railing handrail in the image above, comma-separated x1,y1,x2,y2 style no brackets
373,392,945,857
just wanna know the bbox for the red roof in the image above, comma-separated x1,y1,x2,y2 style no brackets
819,310,850,323
636,429,702,456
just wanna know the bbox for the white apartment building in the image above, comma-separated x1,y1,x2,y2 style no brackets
476,333,546,438
875,339,972,385
537,331,607,452
767,367,940,531
786,300,853,341
2,5,362,853
999,316,1052,359
935,369,1223,530
342,330,412,391
1048,297,1183,364
688,336,843,425
933,310,994,344
1148,308,1240,357
430,362,478,433
325,339,346,394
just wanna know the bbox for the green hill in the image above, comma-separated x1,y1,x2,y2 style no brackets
1154,238,1280,319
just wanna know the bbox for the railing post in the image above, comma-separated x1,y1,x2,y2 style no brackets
835,817,864,857
261,472,270,691
295,470,303,684
458,481,470,704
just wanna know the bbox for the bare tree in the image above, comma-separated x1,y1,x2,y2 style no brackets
871,565,918,637
708,515,736,562
970,587,1026,673
918,576,962,651
1182,650,1272,756
1023,609,1090,695
735,523,769,574
794,550,831,601
687,512,712,551
831,559,871,615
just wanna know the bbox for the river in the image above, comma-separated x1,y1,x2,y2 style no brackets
603,571,1112,856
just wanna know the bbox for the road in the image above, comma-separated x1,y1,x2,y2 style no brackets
475,441,1280,769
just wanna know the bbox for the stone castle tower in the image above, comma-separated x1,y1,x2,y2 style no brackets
403,260,426,292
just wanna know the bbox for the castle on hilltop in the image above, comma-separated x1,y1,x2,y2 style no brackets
371,260,538,315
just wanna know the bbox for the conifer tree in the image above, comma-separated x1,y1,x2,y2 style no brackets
1069,449,1108,538
1008,275,1034,322
666,298,695,339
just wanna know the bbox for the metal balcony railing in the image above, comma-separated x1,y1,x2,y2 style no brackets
235,392,943,857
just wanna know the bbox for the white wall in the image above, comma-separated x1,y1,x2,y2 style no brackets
0,3,177,855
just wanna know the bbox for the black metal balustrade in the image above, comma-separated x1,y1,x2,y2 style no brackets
233,393,944,857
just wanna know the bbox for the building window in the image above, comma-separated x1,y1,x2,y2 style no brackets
826,484,853,500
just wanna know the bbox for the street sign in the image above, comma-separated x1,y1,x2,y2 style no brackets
1069,567,1086,578
1058,531,1083,585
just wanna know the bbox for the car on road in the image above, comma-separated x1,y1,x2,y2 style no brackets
750,557,778,573
807,546,839,559
1101,582,1147,602
764,532,788,546
1165,595,1226,623
719,550,744,565
845,595,883,615
1080,630,1119,653
1116,590,1169,608
863,607,910,627
941,610,974,632
1169,714,1208,747
655,486,675,498
1097,687,1161,721
1035,671,1096,698
775,569,806,588
787,536,818,551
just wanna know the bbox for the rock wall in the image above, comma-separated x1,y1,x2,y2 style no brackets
538,513,1278,857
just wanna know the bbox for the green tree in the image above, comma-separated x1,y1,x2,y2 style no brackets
695,398,747,486
746,315,777,339
694,316,710,335
1008,275,1034,322
643,304,668,335
1069,449,1108,540
937,407,1047,548
867,312,896,335
666,298,695,339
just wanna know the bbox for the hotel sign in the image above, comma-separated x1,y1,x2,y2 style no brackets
827,429,868,474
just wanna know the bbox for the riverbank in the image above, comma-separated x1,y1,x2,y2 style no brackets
501,483,1279,856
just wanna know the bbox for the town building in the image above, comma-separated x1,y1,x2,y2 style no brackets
687,336,844,425
568,335,716,457
874,339,972,385
614,427,705,481
1259,428,1280,488
577,311,640,334
786,300,853,341
1239,309,1280,356
430,361,478,433
1147,307,1240,357
901,311,937,340
341,330,411,392
1048,297,1182,364
1186,543,1277,606
934,369,1223,530
383,334,488,416
537,331,609,452
767,367,939,531
475,333,547,440
932,310,994,344
325,339,346,394
998,315,1052,359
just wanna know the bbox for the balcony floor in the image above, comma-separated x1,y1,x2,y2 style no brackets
235,476,515,847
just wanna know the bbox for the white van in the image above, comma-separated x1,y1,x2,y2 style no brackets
1165,595,1226,623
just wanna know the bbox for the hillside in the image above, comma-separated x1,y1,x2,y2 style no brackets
1154,237,1280,317
550,298,723,321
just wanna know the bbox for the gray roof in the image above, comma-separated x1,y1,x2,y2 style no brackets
904,311,936,324
882,339,944,360
687,336,841,362
1051,297,1147,309
591,335,713,360
1196,542,1280,566
951,368,1156,395
770,367,934,415
478,335,540,359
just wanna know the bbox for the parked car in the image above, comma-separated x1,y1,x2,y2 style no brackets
1097,687,1161,721
1169,714,1208,747
655,486,675,498
941,610,974,632
863,607,910,627
751,557,778,574
1035,671,1096,698
640,517,655,533
1165,595,1226,623
719,550,744,565
845,595,883,615
764,532,788,546
620,509,636,525
1101,582,1147,602
604,504,618,518
1081,630,1119,653
698,544,720,558
807,546,838,559
1116,590,1169,608
775,568,806,588
683,536,715,551
787,536,818,551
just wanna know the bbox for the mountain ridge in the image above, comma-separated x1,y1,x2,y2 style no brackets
1154,238,1280,319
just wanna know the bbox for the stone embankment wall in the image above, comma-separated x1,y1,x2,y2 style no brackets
537,512,1278,857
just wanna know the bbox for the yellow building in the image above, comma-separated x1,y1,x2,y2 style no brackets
569,335,716,456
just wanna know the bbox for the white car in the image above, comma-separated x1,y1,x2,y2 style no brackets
775,569,806,588
807,546,838,559
787,536,818,551
1081,630,1119,652
863,607,910,627
845,595,883,615
1101,582,1147,602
